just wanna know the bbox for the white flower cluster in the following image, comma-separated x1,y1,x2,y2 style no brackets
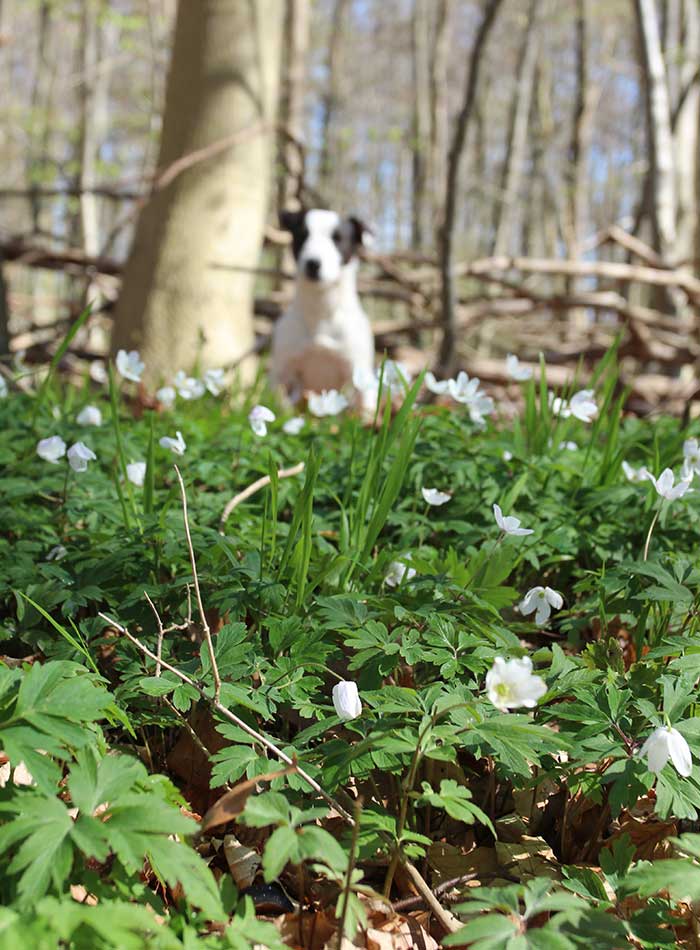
424,370,495,425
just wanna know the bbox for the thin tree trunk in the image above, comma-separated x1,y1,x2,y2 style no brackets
491,0,538,256
277,0,309,211
437,0,504,376
429,0,452,240
634,0,677,260
111,0,283,385
410,0,431,249
318,0,349,196
674,0,700,271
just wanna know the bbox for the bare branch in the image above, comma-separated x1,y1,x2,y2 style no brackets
173,465,221,703
220,461,305,530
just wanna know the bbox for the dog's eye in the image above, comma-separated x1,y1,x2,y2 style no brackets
331,229,341,244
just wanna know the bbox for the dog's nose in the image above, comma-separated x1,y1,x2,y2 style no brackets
304,258,321,280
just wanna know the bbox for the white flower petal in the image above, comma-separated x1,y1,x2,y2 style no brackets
332,681,362,720
37,435,67,463
115,349,144,383
668,728,693,777
422,487,452,506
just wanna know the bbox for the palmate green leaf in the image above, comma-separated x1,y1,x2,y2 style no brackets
68,747,145,816
443,913,519,948
241,790,293,828
0,795,74,905
418,779,496,836
147,835,226,921
262,825,299,881
33,897,160,950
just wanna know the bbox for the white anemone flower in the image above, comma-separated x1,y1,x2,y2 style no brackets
424,372,451,396
126,461,147,487
308,389,349,417
159,431,186,455
173,370,205,400
448,371,481,404
385,557,416,588
519,586,564,626
76,405,102,427
332,681,362,721
493,503,533,536
422,487,452,506
503,450,513,462
647,467,692,501
37,435,67,463
203,368,225,396
569,390,598,423
0,376,7,398
559,441,578,452
640,725,692,777
485,656,547,712
622,461,649,483
506,354,533,381
89,360,108,384
156,385,176,408
115,349,144,383
68,441,96,473
282,416,305,435
249,405,275,437
380,360,412,395
682,438,700,481
46,545,67,562
549,393,570,418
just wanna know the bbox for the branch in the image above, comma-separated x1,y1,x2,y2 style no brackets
220,462,305,530
97,610,354,823
173,465,221,704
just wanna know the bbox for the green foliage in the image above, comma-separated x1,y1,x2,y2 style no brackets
3,349,700,945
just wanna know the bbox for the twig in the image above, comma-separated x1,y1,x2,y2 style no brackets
336,798,363,949
401,861,463,934
144,591,166,678
219,461,305,530
174,465,221,703
97,610,354,823
392,873,478,911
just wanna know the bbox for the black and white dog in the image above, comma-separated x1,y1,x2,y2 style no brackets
270,208,375,398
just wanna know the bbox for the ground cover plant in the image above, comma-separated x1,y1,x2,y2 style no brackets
4,343,700,948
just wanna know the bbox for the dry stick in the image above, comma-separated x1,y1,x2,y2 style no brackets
144,591,166,678
97,611,353,823
219,461,305,530
97,612,461,934
173,465,221,704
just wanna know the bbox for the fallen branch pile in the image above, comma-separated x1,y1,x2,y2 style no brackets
2,221,699,413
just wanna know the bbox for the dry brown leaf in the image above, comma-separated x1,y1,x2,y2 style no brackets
427,842,498,886
201,764,297,832
276,909,337,950
495,836,560,881
223,834,261,888
366,916,439,950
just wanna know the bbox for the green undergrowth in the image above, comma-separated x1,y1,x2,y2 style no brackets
2,350,700,948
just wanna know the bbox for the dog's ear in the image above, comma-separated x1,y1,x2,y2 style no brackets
279,208,307,234
348,215,375,249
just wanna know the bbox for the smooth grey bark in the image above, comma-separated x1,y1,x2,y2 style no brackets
410,0,431,249
278,0,310,211
634,0,677,260
111,0,283,384
428,0,452,241
0,260,9,356
318,0,350,195
491,0,539,256
437,0,504,376
673,0,700,268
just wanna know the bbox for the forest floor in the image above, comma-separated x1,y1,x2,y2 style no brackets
2,349,700,949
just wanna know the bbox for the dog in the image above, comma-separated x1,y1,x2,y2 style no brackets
270,208,375,400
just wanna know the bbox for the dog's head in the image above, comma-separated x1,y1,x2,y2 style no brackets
279,208,372,284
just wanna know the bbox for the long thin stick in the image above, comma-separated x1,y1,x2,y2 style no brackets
98,611,353,823
174,465,221,703
219,461,305,529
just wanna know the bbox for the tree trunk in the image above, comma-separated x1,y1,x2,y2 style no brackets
428,0,452,242
634,0,677,260
437,0,504,377
277,0,310,211
410,0,431,250
111,0,283,385
491,0,538,256
318,0,350,197
673,0,700,271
